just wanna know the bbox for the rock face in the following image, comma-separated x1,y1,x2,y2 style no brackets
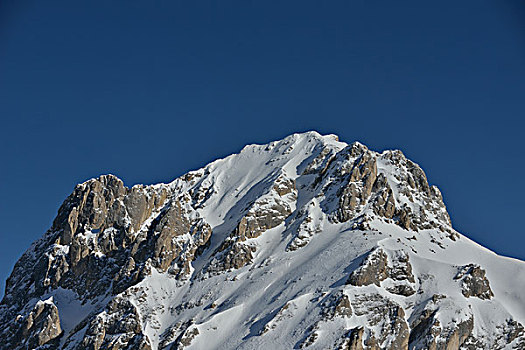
206,173,297,273
77,297,151,350
10,298,62,349
0,175,213,349
454,264,494,300
408,294,475,350
348,293,410,350
347,248,416,296
1,131,524,350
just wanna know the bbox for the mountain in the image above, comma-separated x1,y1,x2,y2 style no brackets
1,131,524,350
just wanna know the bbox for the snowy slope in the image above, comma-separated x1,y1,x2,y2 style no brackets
1,131,524,350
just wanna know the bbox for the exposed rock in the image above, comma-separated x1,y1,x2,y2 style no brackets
171,324,200,349
347,248,416,296
454,264,494,300
5,175,172,306
440,316,474,350
260,299,302,335
159,321,192,349
77,296,151,350
350,293,410,349
148,197,212,277
322,291,353,319
208,241,257,272
207,174,296,272
298,328,319,349
0,173,216,349
335,147,378,222
462,318,525,349
8,298,62,350
409,309,441,350
371,174,396,219
234,176,296,241
384,250,417,296
409,295,474,350
347,249,389,287
301,145,337,176
312,144,453,236
379,151,453,233
340,327,365,350
497,319,525,348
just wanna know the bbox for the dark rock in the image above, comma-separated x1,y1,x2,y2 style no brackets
322,291,353,319
350,293,410,350
336,150,377,222
409,295,474,350
454,264,494,300
341,327,365,350
347,249,389,287
171,323,200,349
78,296,151,350
207,174,296,273
347,248,416,296
10,298,62,349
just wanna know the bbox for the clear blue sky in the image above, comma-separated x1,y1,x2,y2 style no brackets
1,1,524,297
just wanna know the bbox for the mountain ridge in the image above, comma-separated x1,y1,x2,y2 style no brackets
1,131,524,349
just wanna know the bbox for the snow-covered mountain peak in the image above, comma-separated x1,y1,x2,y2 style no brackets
1,132,524,350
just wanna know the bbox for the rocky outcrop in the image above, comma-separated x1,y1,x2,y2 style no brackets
301,144,337,177
305,292,410,350
341,327,365,350
454,264,494,300
0,174,215,348
384,250,417,296
3,175,171,307
350,293,410,349
207,174,296,273
335,146,378,223
440,316,474,350
370,173,396,219
409,309,441,350
233,175,296,241
347,248,416,296
73,296,151,350
310,144,454,236
54,175,169,246
409,294,474,350
2,173,214,302
5,298,63,350
261,299,304,335
347,249,389,287
462,318,525,349
378,151,453,234
209,241,257,272
295,292,355,349
158,320,196,349
145,195,213,279
322,291,353,319
171,325,199,349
